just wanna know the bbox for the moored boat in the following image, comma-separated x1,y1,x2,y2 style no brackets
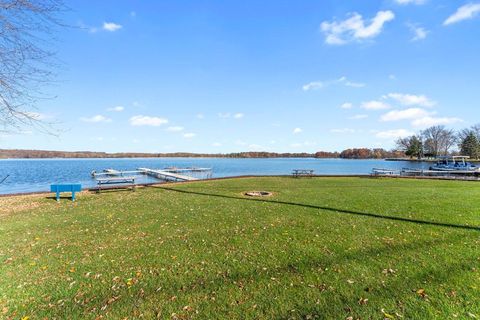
429,156,479,172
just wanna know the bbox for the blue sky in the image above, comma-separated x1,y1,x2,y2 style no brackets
2,0,480,153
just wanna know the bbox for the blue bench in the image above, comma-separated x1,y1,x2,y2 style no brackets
50,184,82,202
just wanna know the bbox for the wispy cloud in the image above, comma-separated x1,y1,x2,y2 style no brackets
394,0,426,5
84,21,123,33
385,93,435,107
379,108,463,128
218,112,244,119
375,129,414,139
407,23,428,41
293,128,303,134
183,133,196,138
380,108,431,121
103,22,122,32
107,106,124,112
349,114,368,120
361,100,391,110
320,11,395,45
80,115,112,123
129,115,168,126
166,126,184,132
302,82,324,91
444,3,480,26
303,76,365,91
340,102,353,109
212,142,222,147
411,116,462,127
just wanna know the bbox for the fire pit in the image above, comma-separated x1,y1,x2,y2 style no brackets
244,191,273,197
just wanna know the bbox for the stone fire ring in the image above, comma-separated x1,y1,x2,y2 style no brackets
244,191,273,197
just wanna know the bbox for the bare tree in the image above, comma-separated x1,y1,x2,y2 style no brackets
0,0,64,133
421,125,456,157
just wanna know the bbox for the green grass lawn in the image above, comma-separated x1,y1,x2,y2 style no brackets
0,177,479,319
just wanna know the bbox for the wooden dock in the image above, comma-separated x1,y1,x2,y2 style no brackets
138,168,199,181
92,169,143,178
92,167,211,182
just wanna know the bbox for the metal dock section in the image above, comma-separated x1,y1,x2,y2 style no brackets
138,168,199,181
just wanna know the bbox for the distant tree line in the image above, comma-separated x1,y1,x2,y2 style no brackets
0,149,405,159
0,150,321,159
395,125,480,159
339,148,405,159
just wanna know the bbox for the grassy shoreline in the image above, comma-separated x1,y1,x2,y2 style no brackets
0,177,479,319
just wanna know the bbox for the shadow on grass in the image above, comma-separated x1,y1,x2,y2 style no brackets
157,186,480,232
111,232,476,319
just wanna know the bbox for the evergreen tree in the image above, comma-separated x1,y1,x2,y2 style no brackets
460,131,480,159
405,136,423,159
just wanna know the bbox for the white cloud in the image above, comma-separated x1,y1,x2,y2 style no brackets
380,108,431,121
197,113,205,119
107,106,124,112
129,115,168,126
331,128,355,133
349,114,368,120
80,115,112,123
293,128,303,134
212,142,222,147
103,22,122,32
218,112,244,119
385,93,435,107
444,3,480,26
394,0,426,5
407,23,428,41
375,129,414,139
303,77,365,91
166,126,184,132
389,74,396,80
183,133,196,138
411,116,463,127
361,100,391,110
344,79,366,88
340,102,353,109
320,11,395,45
302,81,324,91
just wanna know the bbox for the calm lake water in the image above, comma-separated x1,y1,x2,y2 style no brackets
0,158,429,195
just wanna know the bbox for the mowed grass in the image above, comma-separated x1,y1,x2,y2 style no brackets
0,177,479,319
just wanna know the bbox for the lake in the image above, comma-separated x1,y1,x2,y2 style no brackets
0,158,428,195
